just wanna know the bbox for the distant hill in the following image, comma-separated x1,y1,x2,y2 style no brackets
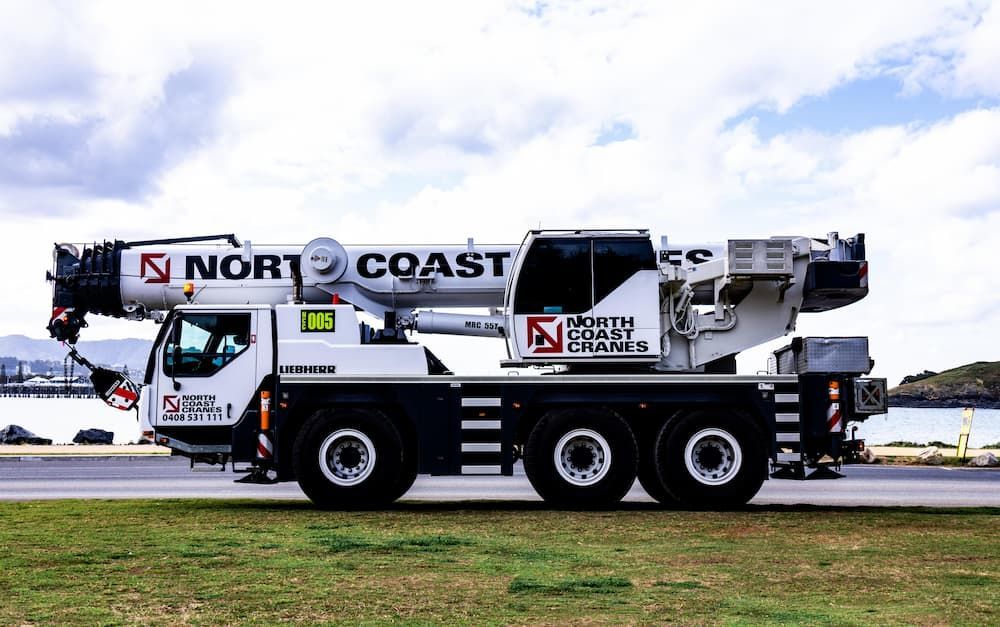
890,361,1000,409
0,335,152,373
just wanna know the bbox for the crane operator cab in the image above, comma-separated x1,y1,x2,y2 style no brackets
504,231,661,367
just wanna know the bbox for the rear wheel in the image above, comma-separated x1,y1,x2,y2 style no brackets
655,409,766,509
293,408,404,508
524,408,637,508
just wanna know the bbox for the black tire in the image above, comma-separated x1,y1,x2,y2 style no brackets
655,409,767,509
637,439,680,507
523,408,638,509
390,440,419,501
293,408,404,509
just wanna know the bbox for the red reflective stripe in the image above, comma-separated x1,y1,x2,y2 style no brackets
257,433,273,459
114,386,138,402
827,403,842,432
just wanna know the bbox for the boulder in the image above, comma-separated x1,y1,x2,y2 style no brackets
967,452,999,467
0,424,53,445
917,446,944,465
859,448,879,464
73,428,114,445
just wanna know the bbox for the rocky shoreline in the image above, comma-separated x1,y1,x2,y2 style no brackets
889,397,1000,409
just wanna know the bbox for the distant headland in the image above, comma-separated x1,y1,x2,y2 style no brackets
889,361,1000,409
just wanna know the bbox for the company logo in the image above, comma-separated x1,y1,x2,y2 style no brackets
524,315,652,356
356,251,511,279
168,250,512,282
278,364,337,374
526,316,564,353
162,395,180,413
141,253,171,284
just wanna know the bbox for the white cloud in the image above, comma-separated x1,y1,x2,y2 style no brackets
1,1,998,387
719,110,1000,383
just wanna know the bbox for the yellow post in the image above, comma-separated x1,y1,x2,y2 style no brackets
956,407,975,460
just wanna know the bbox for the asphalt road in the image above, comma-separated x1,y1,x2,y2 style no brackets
1,457,998,507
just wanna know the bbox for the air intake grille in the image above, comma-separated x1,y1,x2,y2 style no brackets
728,239,793,277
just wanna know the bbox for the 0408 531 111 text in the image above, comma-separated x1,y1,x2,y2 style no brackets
160,394,224,422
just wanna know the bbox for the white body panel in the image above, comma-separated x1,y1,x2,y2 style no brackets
275,304,429,377
277,344,430,378
511,271,661,361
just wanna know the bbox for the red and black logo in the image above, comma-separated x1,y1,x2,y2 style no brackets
162,395,180,413
141,253,170,284
526,316,563,353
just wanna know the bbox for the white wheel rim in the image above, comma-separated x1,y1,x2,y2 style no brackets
553,429,611,486
684,428,742,486
318,429,376,486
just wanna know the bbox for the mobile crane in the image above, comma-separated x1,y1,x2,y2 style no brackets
46,229,887,508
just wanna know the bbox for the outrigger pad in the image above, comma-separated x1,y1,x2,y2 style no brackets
90,367,140,411
805,466,844,480
235,468,279,484
770,465,806,480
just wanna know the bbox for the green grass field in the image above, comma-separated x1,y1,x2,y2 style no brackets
1,501,997,624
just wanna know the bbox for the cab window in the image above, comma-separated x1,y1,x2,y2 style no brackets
513,238,592,314
513,236,655,314
593,238,656,304
163,313,251,377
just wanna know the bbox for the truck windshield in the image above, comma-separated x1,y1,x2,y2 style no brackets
163,313,251,377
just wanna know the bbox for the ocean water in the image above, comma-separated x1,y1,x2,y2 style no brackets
0,397,143,444
1,397,998,448
851,407,1000,448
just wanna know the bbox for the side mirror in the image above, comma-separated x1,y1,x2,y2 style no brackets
170,315,183,391
172,344,182,391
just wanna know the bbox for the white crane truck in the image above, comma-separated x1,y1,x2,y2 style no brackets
46,230,886,508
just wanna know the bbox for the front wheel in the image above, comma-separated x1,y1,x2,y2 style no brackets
655,409,766,509
293,408,404,508
524,408,637,508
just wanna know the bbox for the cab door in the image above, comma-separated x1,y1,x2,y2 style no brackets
152,309,261,428
591,237,660,358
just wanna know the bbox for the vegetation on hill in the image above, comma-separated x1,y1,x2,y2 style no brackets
890,361,1000,408
899,369,937,385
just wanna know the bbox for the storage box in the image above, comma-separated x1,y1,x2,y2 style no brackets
771,337,871,374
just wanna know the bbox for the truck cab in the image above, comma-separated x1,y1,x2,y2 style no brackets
142,303,433,457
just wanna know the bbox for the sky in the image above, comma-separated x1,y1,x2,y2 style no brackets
1,0,999,386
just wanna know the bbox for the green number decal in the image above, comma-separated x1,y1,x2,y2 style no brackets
300,310,336,332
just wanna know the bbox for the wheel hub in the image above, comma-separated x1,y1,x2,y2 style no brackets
684,428,742,486
553,429,611,486
695,442,724,471
334,442,363,471
568,445,596,472
319,429,377,486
